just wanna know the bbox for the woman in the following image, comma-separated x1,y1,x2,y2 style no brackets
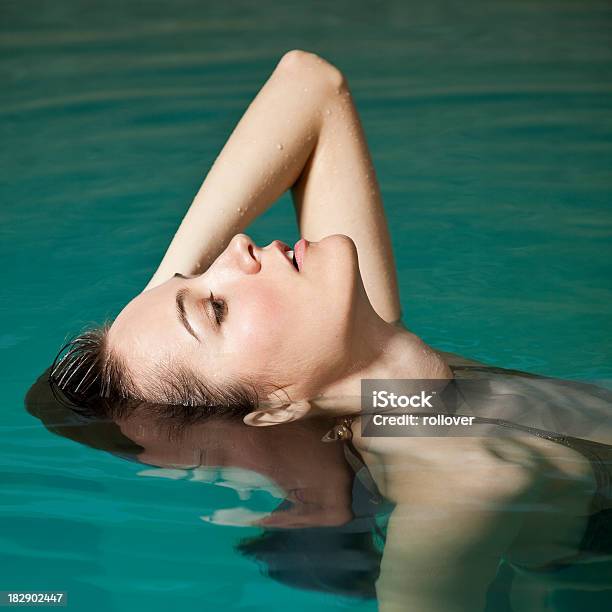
48,50,612,610
50,49,452,417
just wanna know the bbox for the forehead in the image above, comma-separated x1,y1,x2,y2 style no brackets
108,281,196,372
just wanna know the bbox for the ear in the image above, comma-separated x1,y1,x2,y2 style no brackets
243,400,312,427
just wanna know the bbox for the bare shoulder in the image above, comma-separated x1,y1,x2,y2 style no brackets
353,433,537,506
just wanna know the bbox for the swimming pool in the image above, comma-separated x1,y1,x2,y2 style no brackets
2,1,611,610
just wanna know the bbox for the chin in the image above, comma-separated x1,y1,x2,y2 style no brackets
321,234,358,264
319,234,365,317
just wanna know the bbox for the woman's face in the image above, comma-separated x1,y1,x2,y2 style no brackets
108,233,366,402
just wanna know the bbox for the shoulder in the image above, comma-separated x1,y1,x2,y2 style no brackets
353,432,535,506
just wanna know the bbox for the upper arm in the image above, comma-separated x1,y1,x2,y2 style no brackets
377,505,509,612
372,440,535,610
288,52,402,323
377,471,529,612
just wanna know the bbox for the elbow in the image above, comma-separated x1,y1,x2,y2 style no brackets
275,49,347,93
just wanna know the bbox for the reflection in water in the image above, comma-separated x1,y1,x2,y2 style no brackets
26,370,387,601
136,465,286,525
26,365,612,609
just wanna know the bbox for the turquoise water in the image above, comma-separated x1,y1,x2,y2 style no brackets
2,1,611,610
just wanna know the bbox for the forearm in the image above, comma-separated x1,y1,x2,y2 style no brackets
145,51,343,290
290,63,402,323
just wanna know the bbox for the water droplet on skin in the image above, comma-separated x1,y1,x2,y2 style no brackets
237,207,242,212
303,87,309,93
325,109,331,116
277,143,284,150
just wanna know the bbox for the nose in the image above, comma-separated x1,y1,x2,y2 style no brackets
228,233,261,274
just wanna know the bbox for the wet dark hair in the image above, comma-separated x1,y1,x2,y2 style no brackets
25,368,145,457
49,324,265,419
26,367,257,456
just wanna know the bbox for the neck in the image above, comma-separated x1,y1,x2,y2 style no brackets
313,308,452,415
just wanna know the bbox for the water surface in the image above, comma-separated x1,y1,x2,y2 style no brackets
1,1,611,610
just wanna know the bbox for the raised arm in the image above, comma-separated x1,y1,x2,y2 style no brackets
146,50,401,323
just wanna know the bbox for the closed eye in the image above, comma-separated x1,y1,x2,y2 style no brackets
173,276,223,339
209,291,226,324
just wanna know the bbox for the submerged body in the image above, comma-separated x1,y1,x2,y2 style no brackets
349,361,612,611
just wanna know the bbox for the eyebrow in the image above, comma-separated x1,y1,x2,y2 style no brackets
175,288,201,342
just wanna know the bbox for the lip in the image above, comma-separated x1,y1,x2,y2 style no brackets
270,240,297,272
293,238,308,271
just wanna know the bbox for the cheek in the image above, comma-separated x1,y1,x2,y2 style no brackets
230,286,288,352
